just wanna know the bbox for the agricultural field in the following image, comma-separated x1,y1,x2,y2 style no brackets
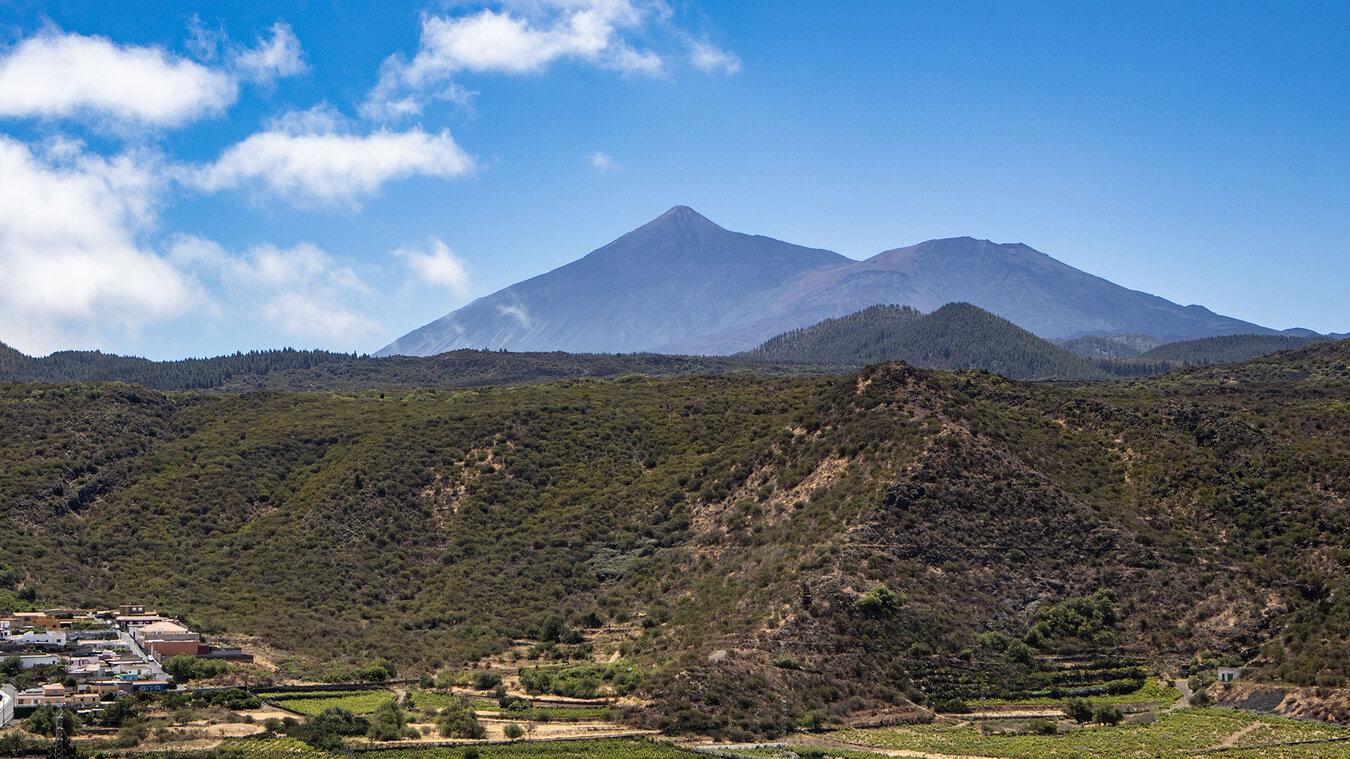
829,708,1350,758
970,677,1181,709
373,737,700,759
409,690,613,722
214,735,335,757
210,737,701,759
271,690,397,716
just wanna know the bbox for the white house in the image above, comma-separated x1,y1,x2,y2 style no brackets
4,628,69,645
16,654,61,669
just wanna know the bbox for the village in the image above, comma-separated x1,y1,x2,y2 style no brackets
0,603,252,729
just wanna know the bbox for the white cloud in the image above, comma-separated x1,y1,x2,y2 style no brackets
689,40,740,74
190,114,474,207
233,22,308,83
395,238,471,296
497,303,533,329
0,30,237,127
363,0,674,119
0,137,203,355
587,150,616,170
170,235,379,349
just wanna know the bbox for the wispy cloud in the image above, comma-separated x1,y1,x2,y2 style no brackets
171,236,380,349
395,237,472,297
689,40,740,74
587,150,617,170
362,0,729,120
233,22,308,83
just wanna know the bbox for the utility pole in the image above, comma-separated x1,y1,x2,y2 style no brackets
50,707,76,759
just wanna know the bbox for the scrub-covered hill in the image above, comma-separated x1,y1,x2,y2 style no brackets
1,340,1347,737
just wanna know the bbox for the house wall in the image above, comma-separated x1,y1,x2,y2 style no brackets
0,684,15,728
146,640,207,659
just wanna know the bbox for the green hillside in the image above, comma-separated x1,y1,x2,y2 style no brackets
0,343,844,392
2,341,1349,737
739,303,1172,380
1139,333,1333,364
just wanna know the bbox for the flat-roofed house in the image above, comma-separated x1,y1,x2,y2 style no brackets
134,621,199,644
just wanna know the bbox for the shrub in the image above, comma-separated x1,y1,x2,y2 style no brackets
1093,704,1123,725
503,723,525,740
854,586,900,617
472,672,502,691
1029,719,1057,735
437,697,486,739
1065,697,1094,723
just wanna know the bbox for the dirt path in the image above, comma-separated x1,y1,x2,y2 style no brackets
1172,678,1194,710
1211,720,1263,750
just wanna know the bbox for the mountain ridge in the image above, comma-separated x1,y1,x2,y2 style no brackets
379,208,1296,356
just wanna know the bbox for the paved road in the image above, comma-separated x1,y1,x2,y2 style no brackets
117,629,168,679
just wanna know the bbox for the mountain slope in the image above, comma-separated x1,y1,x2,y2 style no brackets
738,302,1171,380
380,210,1290,357
377,206,850,356
743,237,1278,345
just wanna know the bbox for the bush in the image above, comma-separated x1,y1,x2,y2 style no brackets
1028,719,1057,735
163,654,231,682
503,723,524,740
437,697,486,739
1065,697,1094,723
854,586,900,617
473,672,502,691
24,705,77,737
771,656,799,670
1093,704,1123,726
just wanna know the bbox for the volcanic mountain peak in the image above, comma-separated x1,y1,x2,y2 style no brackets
378,207,1282,357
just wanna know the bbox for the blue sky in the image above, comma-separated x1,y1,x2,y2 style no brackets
0,1,1346,359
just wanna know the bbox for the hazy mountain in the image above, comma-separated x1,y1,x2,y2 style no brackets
377,206,849,356
753,237,1280,344
1139,333,1335,364
380,208,1292,356
1057,333,1165,359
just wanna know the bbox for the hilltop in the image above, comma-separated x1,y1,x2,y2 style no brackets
737,302,1172,380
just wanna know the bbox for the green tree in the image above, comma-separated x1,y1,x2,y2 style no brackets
437,697,486,739
25,707,77,737
1065,697,1094,723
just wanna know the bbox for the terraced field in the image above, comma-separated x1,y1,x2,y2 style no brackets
271,690,398,716
828,708,1350,758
